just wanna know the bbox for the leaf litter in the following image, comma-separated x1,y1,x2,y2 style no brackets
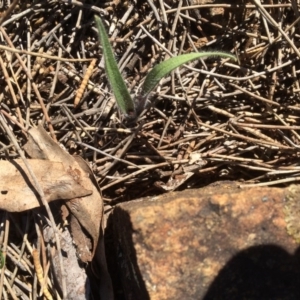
1,0,300,298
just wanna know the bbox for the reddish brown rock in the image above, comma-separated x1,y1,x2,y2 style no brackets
112,182,300,299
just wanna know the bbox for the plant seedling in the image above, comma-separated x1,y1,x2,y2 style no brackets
94,15,236,119
0,250,5,269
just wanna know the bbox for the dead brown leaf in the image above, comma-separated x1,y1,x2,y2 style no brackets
0,159,92,212
24,125,113,299
24,125,103,261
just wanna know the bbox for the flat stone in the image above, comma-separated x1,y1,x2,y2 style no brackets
111,182,300,299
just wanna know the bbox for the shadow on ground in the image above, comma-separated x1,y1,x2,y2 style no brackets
204,244,300,300
105,209,300,300
104,210,149,300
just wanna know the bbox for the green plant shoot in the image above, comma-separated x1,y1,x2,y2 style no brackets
141,52,236,98
94,14,236,118
0,250,5,269
94,15,135,116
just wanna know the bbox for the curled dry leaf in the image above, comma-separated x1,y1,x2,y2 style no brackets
23,125,103,260
0,160,92,212
23,125,114,299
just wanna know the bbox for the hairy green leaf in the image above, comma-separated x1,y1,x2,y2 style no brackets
94,15,135,116
141,52,236,97
0,250,5,269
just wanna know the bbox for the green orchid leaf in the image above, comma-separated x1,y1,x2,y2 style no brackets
141,51,236,97
0,250,5,269
94,15,135,116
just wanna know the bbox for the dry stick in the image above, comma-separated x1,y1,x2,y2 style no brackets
0,28,57,141
67,8,82,53
8,217,34,265
280,6,300,100
200,43,300,80
0,114,67,299
90,127,134,133
8,213,30,287
230,122,276,144
49,29,63,100
0,213,9,300
159,123,229,151
46,245,62,300
118,29,143,71
44,31,63,133
253,0,300,59
8,246,32,275
158,117,173,148
2,285,8,299
41,260,52,299
60,0,108,14
101,160,189,191
274,112,300,143
268,59,277,101
75,141,142,169
240,176,300,188
233,122,300,130
51,86,70,104
197,120,291,150
166,3,292,14
3,69,21,112
248,171,295,183
6,248,27,272
34,219,45,298
74,58,97,107
202,153,262,164
61,105,93,140
3,275,18,300
4,269,32,294
6,56,25,110
0,0,20,26
278,131,300,149
221,11,300,72
239,164,273,173
0,44,93,62
261,8,272,44
100,126,143,177
0,56,23,126
158,0,168,24
1,6,36,27
61,65,105,97
36,85,58,139
207,105,234,119
61,106,84,150
166,0,183,95
146,0,161,22
112,4,134,41
229,83,280,107
26,19,32,131
49,106,105,125
245,164,298,175
34,13,72,48
32,266,38,300
37,224,54,300
267,169,300,176
0,110,26,132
